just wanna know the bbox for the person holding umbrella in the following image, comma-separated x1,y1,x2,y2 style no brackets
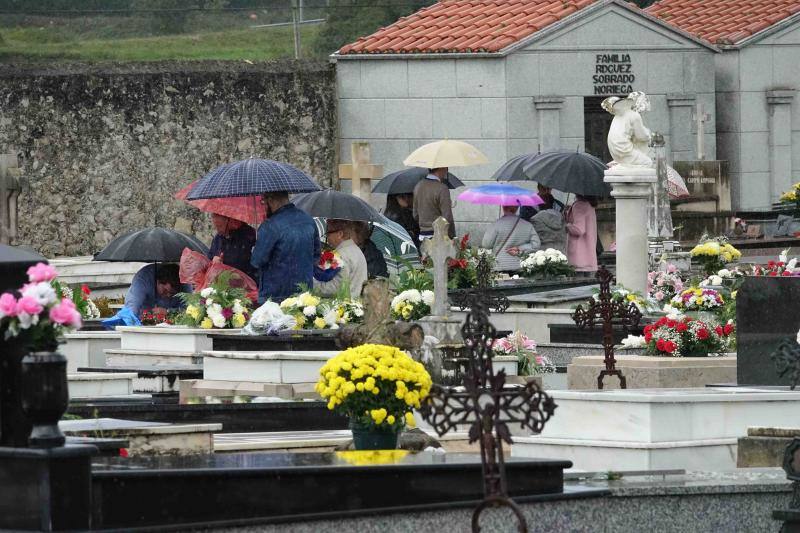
384,194,420,249
251,192,321,304
565,195,599,274
314,219,368,300
208,214,257,281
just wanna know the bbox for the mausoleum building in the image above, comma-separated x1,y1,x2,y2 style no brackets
333,0,800,235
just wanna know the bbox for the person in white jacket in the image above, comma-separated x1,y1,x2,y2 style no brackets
314,219,368,300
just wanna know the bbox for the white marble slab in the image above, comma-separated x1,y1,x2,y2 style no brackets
511,386,800,472
117,326,242,354
105,349,202,367
62,331,121,372
68,372,136,398
203,350,336,384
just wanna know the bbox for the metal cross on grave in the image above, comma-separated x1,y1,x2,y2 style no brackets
692,102,710,161
453,251,510,314
338,142,383,203
421,217,456,317
571,265,642,389
419,301,557,533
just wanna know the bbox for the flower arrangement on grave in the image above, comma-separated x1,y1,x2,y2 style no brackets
336,449,410,465
593,285,651,312
139,308,177,326
0,262,82,349
699,268,745,288
491,331,555,376
315,344,432,450
751,252,799,277
391,289,434,321
279,289,364,330
519,248,575,279
447,234,480,289
177,272,251,329
643,316,734,357
647,265,684,303
690,235,742,276
779,181,800,218
54,282,100,320
669,287,725,313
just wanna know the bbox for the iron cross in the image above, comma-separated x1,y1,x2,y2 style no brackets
419,301,557,532
571,265,642,389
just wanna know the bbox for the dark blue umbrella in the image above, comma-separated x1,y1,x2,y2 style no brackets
519,150,610,197
187,158,321,200
93,227,208,262
372,167,463,194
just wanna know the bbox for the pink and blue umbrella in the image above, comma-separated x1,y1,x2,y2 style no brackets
457,183,544,206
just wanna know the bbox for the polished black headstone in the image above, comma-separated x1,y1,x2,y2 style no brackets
211,331,340,352
90,451,585,529
549,323,646,344
737,277,800,386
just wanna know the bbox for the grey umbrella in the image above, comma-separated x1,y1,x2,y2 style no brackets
93,227,209,263
293,189,382,223
372,167,464,194
488,153,539,182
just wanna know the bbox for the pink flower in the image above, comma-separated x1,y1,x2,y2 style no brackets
0,293,17,318
49,298,82,329
667,264,678,273
26,263,58,283
16,296,43,317
654,290,665,301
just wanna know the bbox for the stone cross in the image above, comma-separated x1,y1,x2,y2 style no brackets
0,154,22,245
421,217,456,317
338,142,383,203
692,102,710,160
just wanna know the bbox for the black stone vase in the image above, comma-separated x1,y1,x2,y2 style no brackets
0,337,34,446
20,347,69,448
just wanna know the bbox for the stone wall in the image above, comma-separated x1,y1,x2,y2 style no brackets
0,60,337,257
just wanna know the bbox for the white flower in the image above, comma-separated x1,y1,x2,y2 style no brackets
280,297,298,309
232,299,245,314
406,289,422,303
21,282,57,307
86,300,100,319
323,308,339,327
206,303,223,319
303,305,317,317
211,314,227,328
717,269,731,278
353,306,364,317
200,287,216,298
621,335,647,349
662,304,684,320
780,249,789,264
788,258,798,273
421,290,435,306
17,311,39,330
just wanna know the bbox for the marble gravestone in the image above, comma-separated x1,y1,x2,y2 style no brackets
736,276,800,386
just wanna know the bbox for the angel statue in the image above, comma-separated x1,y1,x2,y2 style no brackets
602,91,653,168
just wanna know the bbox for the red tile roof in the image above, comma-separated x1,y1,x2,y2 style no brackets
338,0,599,55
646,0,800,45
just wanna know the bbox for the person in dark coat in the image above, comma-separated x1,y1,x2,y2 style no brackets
384,193,420,249
519,184,565,221
351,221,389,279
207,214,257,280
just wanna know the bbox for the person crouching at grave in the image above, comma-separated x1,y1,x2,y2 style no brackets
565,195,599,274
351,221,389,279
482,205,541,272
314,219,368,299
208,214,257,281
124,263,188,318
384,193,420,249
413,167,455,240
251,191,321,304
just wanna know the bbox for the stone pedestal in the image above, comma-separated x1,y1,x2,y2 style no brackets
737,426,800,468
417,315,463,382
0,444,96,531
567,354,736,390
605,167,657,296
62,331,121,372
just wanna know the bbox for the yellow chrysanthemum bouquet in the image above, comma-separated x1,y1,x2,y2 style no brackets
690,235,742,276
779,181,800,218
315,344,432,449
178,272,251,329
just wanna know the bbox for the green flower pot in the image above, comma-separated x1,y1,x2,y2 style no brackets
350,421,400,450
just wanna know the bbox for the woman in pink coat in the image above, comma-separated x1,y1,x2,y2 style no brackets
565,195,598,273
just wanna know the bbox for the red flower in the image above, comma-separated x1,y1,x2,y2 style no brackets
644,332,653,343
643,325,653,335
664,341,677,353
119,448,129,458
715,326,723,336
768,271,778,277
723,323,734,336
676,322,688,333
81,284,91,296
656,339,666,352
697,328,710,340
460,234,470,250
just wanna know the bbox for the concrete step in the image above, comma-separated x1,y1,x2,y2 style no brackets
80,365,202,394
68,372,136,398
105,349,202,367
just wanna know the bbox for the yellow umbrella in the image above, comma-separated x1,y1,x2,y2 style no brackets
403,140,489,168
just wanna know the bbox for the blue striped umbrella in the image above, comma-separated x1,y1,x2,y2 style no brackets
186,158,321,200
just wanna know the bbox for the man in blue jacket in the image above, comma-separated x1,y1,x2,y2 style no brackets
251,191,320,303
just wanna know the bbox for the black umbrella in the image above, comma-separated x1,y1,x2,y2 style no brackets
293,189,382,223
488,153,539,182
0,244,47,293
93,227,209,262
372,167,464,194
518,150,610,197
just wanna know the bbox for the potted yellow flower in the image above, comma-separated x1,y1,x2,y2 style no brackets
315,344,432,450
690,236,742,276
